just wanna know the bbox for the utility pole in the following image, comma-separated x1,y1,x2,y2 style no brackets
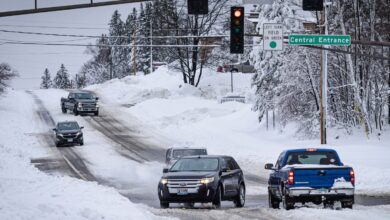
133,31,137,75
320,1,328,144
150,18,153,74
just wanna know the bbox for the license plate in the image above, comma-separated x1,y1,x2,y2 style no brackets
67,139,73,142
177,188,188,195
316,188,328,194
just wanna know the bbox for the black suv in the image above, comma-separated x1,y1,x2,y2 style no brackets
158,155,246,209
53,121,84,147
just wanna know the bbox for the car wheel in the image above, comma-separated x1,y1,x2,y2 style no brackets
56,142,61,147
73,107,79,116
160,201,169,209
282,189,294,210
234,184,245,208
61,105,67,113
268,190,280,209
323,200,334,209
80,141,84,146
94,111,99,116
212,186,222,209
184,203,195,209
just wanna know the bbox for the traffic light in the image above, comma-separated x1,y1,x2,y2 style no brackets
302,0,323,11
230,7,244,54
188,0,208,15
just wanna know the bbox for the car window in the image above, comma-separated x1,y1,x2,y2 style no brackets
75,93,93,99
170,158,219,172
225,158,237,170
286,152,339,165
231,158,241,170
275,153,284,169
172,149,207,159
58,122,79,130
220,158,228,170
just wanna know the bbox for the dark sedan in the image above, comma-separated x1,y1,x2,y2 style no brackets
53,121,84,147
158,155,246,209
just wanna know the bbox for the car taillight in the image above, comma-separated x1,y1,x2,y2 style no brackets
287,171,294,185
350,169,355,186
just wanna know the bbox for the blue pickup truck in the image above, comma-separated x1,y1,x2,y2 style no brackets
265,148,355,210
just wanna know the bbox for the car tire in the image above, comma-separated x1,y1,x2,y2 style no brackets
268,190,280,209
61,105,67,113
80,141,84,146
234,184,245,208
160,201,169,209
184,203,195,209
94,111,99,116
282,189,294,210
73,106,79,116
212,186,222,209
56,142,61,147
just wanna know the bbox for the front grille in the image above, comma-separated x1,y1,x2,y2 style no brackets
167,179,202,188
81,103,96,108
62,133,77,138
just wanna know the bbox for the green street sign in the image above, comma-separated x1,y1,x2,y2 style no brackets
288,34,351,46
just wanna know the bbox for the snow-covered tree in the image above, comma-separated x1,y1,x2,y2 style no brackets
53,64,71,89
0,62,18,93
40,68,52,89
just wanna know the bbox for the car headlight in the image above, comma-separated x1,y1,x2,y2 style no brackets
78,103,82,108
57,133,63,137
76,132,82,136
160,178,168,184
200,177,215,184
96,103,99,108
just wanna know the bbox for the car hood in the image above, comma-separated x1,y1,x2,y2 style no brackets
58,129,80,134
163,171,216,179
75,99,96,103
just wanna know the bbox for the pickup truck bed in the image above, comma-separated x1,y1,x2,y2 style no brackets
265,148,355,210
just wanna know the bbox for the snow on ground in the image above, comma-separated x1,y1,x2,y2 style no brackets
0,90,167,220
89,66,390,196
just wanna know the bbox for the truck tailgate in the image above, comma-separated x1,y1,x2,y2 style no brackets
293,167,351,188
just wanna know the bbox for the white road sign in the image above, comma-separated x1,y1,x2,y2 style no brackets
263,23,283,51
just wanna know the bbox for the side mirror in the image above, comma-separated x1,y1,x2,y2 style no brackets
69,97,75,101
95,97,99,101
264,163,274,170
53,128,57,131
163,168,169,173
219,167,229,175
80,126,84,129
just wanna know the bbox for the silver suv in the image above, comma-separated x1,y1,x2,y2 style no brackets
165,147,208,166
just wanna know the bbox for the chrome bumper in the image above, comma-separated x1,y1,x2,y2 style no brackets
288,187,354,197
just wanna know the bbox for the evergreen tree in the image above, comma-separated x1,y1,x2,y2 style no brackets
137,3,153,74
40,68,52,89
0,62,18,93
109,10,128,78
53,64,71,89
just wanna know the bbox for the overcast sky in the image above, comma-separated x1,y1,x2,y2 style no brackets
0,0,140,89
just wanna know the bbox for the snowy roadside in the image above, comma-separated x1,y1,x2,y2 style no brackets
0,90,169,220
88,67,390,196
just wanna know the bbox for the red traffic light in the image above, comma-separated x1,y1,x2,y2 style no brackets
233,9,242,17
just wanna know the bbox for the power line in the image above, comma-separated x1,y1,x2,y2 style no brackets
0,41,221,48
0,24,107,30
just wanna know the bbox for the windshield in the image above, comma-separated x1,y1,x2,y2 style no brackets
172,149,207,159
286,152,339,166
170,158,219,172
58,122,79,131
75,93,93,99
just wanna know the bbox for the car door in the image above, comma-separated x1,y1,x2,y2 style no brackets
67,93,75,109
226,157,241,197
269,153,284,198
219,158,233,198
